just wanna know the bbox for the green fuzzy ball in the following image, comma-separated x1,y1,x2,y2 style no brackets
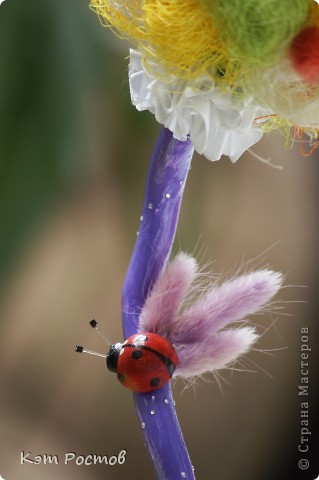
202,0,312,66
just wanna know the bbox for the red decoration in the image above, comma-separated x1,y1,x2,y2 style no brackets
290,26,319,84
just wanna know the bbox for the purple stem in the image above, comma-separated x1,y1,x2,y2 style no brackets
122,128,195,479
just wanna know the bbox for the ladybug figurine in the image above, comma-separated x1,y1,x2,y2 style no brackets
108,333,178,393
76,320,178,393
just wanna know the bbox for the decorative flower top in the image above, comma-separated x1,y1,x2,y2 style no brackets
129,50,266,162
91,0,319,160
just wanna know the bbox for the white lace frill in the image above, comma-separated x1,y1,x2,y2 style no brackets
129,50,266,162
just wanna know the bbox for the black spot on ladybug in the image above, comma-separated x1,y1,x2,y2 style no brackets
150,377,161,387
132,350,143,359
118,373,125,383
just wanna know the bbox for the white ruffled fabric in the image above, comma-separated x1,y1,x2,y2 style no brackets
129,50,266,162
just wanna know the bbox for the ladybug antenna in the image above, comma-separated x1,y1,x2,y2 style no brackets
89,319,111,346
75,345,107,359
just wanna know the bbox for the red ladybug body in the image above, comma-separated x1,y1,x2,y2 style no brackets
106,333,178,393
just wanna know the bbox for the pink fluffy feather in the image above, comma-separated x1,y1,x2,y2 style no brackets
139,253,283,377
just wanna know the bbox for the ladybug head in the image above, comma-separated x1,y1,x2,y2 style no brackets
106,342,123,373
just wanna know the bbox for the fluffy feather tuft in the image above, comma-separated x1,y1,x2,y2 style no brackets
175,327,259,377
139,252,197,335
138,253,283,378
171,269,283,345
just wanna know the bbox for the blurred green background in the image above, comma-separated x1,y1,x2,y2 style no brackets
0,1,318,479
